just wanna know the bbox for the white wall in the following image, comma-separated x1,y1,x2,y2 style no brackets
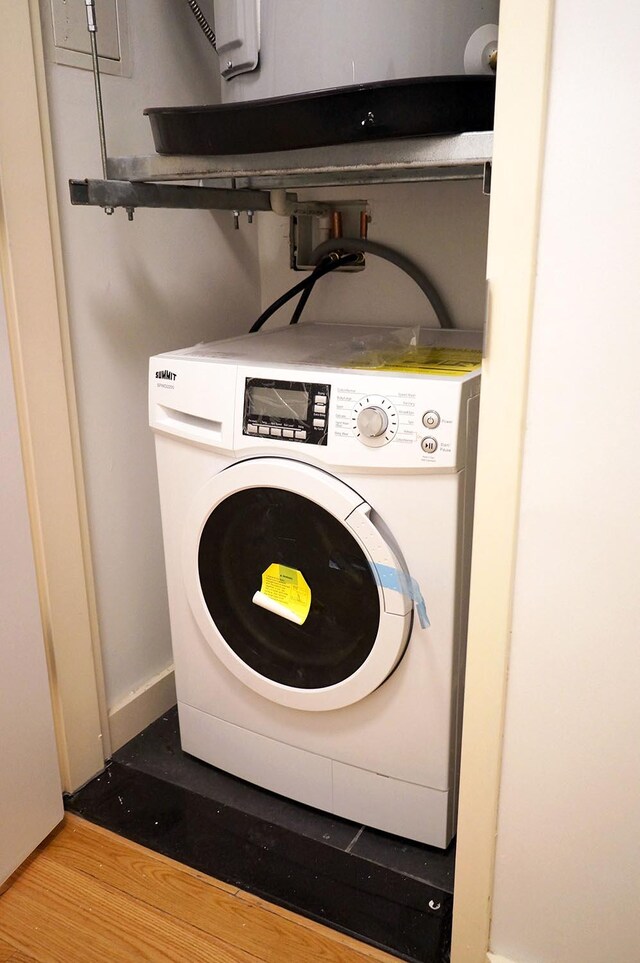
258,180,490,330
0,280,63,880
41,0,262,712
490,2,640,961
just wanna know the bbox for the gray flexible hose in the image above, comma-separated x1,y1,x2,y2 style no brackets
185,0,217,50
310,238,454,329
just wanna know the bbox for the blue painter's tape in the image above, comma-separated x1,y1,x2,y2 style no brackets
374,564,430,629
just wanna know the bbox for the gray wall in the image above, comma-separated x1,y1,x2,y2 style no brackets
42,0,262,709
258,181,490,331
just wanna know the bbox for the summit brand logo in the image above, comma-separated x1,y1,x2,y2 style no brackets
156,370,177,381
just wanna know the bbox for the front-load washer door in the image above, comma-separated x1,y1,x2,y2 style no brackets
183,457,412,711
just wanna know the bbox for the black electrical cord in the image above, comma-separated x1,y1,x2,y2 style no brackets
310,238,454,329
288,274,317,326
289,253,361,326
249,254,359,333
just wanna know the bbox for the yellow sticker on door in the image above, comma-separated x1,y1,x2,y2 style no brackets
252,564,311,626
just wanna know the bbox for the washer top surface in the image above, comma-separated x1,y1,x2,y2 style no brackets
155,322,482,382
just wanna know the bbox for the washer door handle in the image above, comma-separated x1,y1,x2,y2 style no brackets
346,503,411,617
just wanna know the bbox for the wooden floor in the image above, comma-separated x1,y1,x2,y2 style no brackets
0,815,397,962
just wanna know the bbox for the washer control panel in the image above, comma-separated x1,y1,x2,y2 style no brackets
232,363,479,470
422,410,440,429
243,377,330,445
421,436,438,453
330,374,478,469
352,395,398,447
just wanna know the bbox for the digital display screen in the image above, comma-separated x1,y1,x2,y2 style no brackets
248,386,308,421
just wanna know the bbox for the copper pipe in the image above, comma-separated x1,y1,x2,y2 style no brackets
360,210,369,240
330,210,343,239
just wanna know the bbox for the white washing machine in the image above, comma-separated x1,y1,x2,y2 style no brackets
150,323,480,847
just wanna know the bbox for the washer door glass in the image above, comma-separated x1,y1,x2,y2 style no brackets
198,487,380,688
184,457,411,711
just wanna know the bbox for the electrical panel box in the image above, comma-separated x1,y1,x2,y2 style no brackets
43,0,131,77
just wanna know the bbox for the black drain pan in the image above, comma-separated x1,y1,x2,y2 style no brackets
145,75,495,156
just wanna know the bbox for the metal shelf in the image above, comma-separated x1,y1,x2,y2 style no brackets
106,131,492,190
71,132,492,216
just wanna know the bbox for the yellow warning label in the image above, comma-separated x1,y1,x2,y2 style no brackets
255,564,311,625
347,347,482,377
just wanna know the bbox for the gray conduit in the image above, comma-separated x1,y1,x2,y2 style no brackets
310,238,454,329
185,0,217,50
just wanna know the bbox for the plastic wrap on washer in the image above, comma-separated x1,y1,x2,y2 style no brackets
163,323,483,376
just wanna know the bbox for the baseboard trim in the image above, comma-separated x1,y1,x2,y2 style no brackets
108,666,176,753
488,953,518,963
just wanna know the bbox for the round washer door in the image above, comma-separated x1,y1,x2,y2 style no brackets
183,458,412,711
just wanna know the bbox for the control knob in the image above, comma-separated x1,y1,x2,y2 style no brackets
357,406,389,439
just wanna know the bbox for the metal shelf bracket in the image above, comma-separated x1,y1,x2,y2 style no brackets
69,178,272,216
68,180,371,227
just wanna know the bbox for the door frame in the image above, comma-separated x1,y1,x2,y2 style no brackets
451,2,555,960
2,0,556,954
0,1,109,791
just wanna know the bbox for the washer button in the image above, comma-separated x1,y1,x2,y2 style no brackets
270,427,282,437
294,429,307,440
421,436,438,454
282,428,294,438
313,418,325,428
247,423,258,434
315,394,328,404
258,425,270,436
422,410,441,429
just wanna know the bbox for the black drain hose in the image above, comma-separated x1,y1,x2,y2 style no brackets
310,238,454,329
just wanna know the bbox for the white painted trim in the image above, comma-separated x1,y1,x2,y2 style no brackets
108,666,177,753
488,955,517,963
0,3,109,791
451,2,556,961
28,0,112,764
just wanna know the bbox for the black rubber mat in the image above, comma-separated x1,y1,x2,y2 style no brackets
145,75,495,155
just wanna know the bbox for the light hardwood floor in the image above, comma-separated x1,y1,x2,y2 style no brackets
0,814,397,962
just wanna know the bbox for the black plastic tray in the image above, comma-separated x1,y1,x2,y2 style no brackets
145,75,495,156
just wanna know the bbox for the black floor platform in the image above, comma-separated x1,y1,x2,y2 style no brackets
66,707,455,963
